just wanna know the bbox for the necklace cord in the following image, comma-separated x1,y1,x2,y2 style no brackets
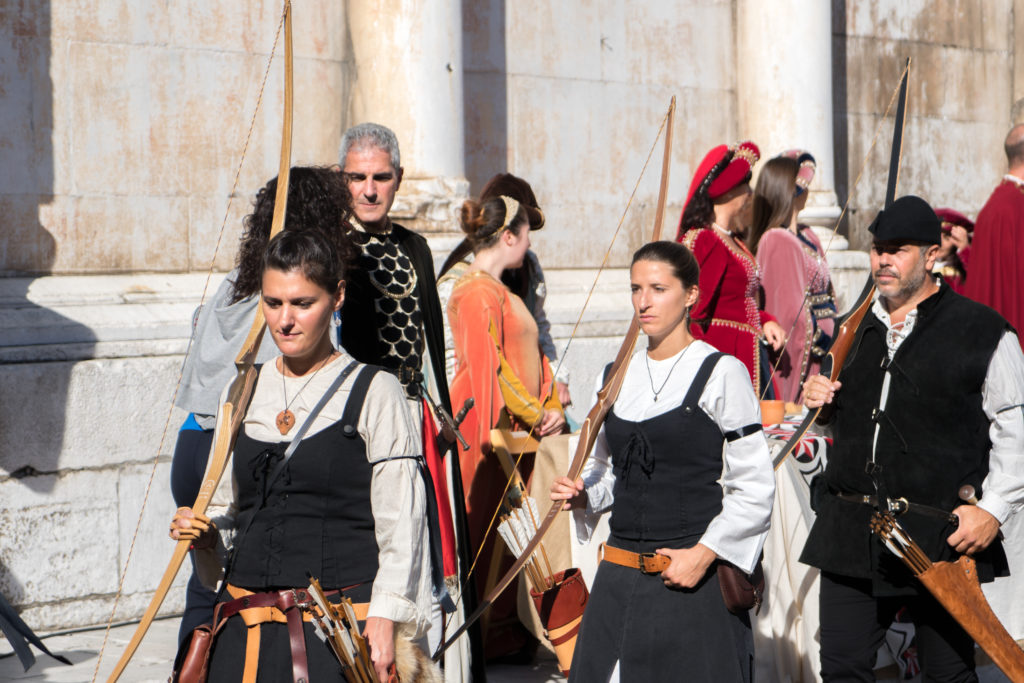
644,342,693,401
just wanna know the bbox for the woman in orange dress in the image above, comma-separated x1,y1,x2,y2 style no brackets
447,194,566,659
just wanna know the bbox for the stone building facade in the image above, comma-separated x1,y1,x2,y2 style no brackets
1,0,1023,631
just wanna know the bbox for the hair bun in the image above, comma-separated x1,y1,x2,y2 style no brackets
459,199,487,236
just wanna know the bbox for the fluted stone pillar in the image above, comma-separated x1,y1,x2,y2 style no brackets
737,0,838,222
348,0,468,242
736,1,868,313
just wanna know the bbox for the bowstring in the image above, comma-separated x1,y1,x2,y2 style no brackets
760,60,911,401
441,104,672,641
90,6,290,681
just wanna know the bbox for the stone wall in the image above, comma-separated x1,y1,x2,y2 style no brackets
0,1,351,277
0,273,196,630
833,0,1023,249
6,2,1024,273
464,0,739,269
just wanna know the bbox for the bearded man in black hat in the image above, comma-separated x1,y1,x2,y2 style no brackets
800,195,1024,680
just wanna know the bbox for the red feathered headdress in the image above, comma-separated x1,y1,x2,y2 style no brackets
933,207,974,234
678,140,760,236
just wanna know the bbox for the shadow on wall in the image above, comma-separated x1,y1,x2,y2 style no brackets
462,0,507,195
0,5,97,487
831,0,850,245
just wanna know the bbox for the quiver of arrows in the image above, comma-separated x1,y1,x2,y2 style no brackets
870,512,1024,680
529,567,589,677
306,576,386,683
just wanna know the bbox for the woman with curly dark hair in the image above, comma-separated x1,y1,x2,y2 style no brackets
231,167,355,302
170,166,354,648
676,141,785,398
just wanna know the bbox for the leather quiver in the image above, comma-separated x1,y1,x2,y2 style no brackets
530,567,589,676
917,556,1024,681
717,557,765,615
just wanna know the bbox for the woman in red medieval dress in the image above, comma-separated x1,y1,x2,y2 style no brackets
676,141,785,398
931,208,973,294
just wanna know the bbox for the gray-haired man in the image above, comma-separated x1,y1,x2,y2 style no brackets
338,123,484,681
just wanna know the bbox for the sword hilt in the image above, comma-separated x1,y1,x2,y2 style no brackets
422,384,472,451
453,397,474,426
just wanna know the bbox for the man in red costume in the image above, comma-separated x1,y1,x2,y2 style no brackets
964,124,1024,349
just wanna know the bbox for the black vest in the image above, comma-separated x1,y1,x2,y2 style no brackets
801,286,1010,593
228,367,380,591
604,353,726,545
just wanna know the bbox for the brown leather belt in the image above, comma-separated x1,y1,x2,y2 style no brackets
217,584,369,683
599,543,671,575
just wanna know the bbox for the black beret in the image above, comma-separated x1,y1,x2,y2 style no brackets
868,195,941,245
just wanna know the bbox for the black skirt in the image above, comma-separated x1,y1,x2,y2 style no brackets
569,536,753,683
207,619,345,682
206,583,372,682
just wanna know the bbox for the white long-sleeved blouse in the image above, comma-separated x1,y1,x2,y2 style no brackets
574,341,775,574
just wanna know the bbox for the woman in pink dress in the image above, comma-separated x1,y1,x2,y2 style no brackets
676,140,785,397
748,151,836,403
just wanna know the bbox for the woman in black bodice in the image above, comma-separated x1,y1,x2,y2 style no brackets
551,241,775,682
170,230,434,682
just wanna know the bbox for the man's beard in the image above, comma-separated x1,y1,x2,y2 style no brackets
875,262,928,301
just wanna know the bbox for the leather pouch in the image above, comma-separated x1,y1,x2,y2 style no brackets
170,624,213,683
717,557,765,615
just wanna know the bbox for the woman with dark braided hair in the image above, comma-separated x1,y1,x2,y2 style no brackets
551,241,774,681
676,141,785,398
170,166,354,649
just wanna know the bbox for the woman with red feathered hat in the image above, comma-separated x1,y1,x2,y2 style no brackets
931,207,973,294
676,142,786,398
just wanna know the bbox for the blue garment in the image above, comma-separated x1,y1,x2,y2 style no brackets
179,412,206,432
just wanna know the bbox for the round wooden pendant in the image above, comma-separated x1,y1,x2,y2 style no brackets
276,409,296,435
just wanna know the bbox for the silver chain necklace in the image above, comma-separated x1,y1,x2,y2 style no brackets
644,342,694,402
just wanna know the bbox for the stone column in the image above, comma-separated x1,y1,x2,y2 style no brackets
347,0,468,244
736,1,867,313
737,0,838,224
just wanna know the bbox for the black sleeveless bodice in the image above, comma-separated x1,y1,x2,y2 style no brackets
227,415,378,590
604,353,726,544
